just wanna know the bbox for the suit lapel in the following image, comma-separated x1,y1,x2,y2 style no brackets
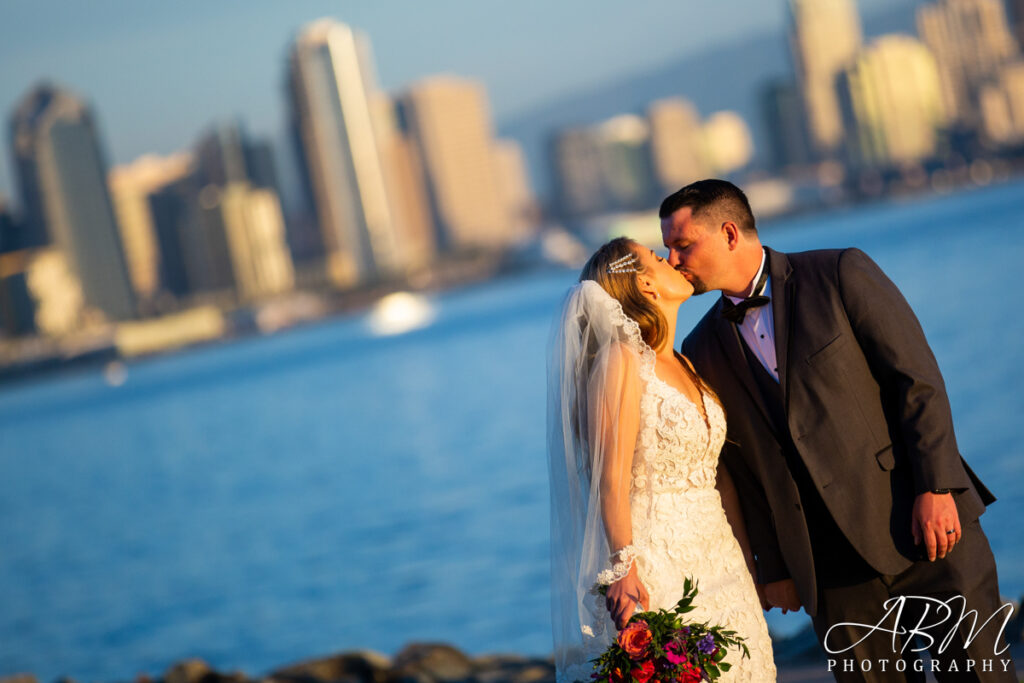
712,298,775,432
767,248,795,400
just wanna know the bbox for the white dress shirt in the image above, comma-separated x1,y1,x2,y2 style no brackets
725,250,779,382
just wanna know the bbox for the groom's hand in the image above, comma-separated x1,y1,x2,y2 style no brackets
912,491,961,561
764,579,801,614
754,583,771,611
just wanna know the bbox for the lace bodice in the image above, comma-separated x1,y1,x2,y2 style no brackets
633,357,727,495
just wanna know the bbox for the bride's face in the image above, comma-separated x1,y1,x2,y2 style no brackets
635,247,694,304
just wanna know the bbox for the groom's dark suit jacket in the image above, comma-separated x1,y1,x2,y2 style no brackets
682,247,994,617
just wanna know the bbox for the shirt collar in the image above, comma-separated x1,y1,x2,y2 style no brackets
725,249,769,304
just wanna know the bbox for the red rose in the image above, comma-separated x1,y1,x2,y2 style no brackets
676,661,702,683
631,660,655,683
617,620,653,659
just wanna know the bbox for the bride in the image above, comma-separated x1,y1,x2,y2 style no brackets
547,237,776,682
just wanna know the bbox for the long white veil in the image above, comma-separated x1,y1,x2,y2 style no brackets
547,279,653,683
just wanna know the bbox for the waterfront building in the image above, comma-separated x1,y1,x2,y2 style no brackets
550,127,609,219
702,111,754,175
789,0,863,158
917,0,1019,127
647,97,710,192
837,35,947,166
108,152,193,308
979,60,1024,144
287,18,399,288
550,115,656,219
9,83,135,321
149,171,235,303
206,183,295,303
593,114,656,212
369,93,437,271
0,250,36,337
761,79,814,170
492,139,537,241
399,75,514,251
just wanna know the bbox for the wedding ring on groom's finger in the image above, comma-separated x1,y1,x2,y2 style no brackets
946,530,956,534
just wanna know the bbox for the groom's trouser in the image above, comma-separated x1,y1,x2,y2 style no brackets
810,519,1017,683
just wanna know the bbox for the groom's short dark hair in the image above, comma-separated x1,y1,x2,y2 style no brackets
658,179,757,235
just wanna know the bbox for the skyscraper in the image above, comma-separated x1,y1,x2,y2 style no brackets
837,35,947,166
917,0,1019,126
761,80,814,170
108,152,193,307
9,83,135,321
647,98,709,193
399,75,513,251
207,183,295,302
287,19,399,288
550,127,609,220
789,0,863,158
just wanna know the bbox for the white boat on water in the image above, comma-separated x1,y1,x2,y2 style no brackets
366,292,435,337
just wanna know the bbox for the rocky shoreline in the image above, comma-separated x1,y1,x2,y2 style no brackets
3,610,1022,683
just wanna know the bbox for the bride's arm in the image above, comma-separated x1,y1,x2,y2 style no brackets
595,346,649,628
716,461,769,609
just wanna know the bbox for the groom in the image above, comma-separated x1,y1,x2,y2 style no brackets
663,179,1016,681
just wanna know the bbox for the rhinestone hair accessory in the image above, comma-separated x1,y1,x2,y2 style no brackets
606,253,639,274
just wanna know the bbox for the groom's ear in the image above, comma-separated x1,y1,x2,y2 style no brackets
721,220,741,250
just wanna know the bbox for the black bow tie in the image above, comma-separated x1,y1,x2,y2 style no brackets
721,295,770,324
721,265,770,324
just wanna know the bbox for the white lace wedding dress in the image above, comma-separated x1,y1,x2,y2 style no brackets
549,281,776,683
627,345,777,682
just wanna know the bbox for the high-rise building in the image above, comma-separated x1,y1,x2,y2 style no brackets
917,0,1019,126
492,139,536,241
399,75,514,251
9,83,136,321
108,152,193,307
287,19,399,287
550,127,609,219
0,250,37,337
206,183,295,302
702,111,754,175
789,0,863,158
593,115,656,211
647,98,709,193
979,60,1024,144
194,122,281,195
0,196,19,253
761,80,814,170
149,170,236,302
550,116,656,219
369,93,436,270
1013,0,1024,49
837,35,947,166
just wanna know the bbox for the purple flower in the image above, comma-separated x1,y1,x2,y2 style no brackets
697,634,717,655
680,626,691,636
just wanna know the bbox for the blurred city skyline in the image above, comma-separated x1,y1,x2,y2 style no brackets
0,0,901,205
4,0,1024,373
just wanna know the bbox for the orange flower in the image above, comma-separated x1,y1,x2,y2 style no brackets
609,666,627,683
617,620,653,659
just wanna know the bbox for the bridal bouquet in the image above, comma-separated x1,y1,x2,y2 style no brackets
591,579,749,683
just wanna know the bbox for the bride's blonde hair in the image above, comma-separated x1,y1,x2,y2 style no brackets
579,236,723,410
579,237,668,350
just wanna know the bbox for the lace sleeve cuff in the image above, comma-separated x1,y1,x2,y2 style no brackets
594,544,641,587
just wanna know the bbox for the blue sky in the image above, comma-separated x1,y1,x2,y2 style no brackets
0,0,893,204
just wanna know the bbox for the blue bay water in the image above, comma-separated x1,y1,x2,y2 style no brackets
1,180,1023,681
